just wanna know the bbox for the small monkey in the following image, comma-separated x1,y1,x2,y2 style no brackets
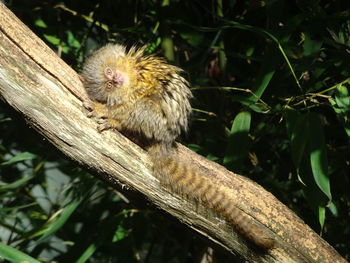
81,43,274,250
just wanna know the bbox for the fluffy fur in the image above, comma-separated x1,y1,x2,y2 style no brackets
81,43,274,250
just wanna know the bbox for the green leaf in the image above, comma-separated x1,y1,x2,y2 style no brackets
1,152,37,166
289,114,309,170
236,49,276,106
330,85,350,136
284,107,299,138
34,18,47,28
246,102,270,113
36,199,81,243
180,32,204,47
0,242,42,263
67,30,81,49
328,201,338,216
303,33,323,56
286,111,332,201
285,107,308,185
335,85,350,110
112,225,129,242
318,206,326,234
252,69,275,100
43,34,60,46
0,176,34,192
223,111,251,171
75,211,129,263
187,144,204,153
0,202,37,212
309,113,332,201
0,117,11,123
75,244,97,263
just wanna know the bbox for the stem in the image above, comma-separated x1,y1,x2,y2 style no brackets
160,0,175,61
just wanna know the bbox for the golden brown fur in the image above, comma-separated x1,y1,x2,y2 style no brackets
81,43,274,250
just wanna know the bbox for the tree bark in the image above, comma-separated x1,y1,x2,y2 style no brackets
0,3,347,263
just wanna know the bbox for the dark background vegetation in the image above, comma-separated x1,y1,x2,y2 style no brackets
0,0,349,262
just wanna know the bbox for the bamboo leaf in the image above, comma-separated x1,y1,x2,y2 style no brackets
1,152,37,166
36,199,81,243
75,244,97,263
309,113,332,201
0,176,33,192
290,114,309,170
223,111,251,171
0,242,41,263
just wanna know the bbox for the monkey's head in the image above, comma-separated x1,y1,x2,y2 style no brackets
100,55,138,90
81,44,139,106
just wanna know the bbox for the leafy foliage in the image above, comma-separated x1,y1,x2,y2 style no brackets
1,0,349,262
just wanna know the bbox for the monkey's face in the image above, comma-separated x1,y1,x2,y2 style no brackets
103,67,125,90
97,56,141,106
102,56,140,89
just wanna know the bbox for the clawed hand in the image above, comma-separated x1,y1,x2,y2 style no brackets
83,100,111,132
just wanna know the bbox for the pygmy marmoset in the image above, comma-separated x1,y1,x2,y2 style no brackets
81,43,274,250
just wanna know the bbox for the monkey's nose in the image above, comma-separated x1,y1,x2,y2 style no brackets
112,71,125,85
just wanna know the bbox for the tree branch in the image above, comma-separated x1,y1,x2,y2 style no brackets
0,3,346,263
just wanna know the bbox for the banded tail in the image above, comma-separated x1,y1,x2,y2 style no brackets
152,152,274,250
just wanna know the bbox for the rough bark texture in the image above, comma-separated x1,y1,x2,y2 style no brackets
0,3,347,263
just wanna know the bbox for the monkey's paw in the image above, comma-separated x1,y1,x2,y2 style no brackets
83,100,94,112
96,118,112,132
83,100,121,132
96,118,122,133
83,100,108,119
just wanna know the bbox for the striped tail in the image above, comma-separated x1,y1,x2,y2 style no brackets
152,153,274,250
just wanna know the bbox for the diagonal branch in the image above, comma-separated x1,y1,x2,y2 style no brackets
0,3,346,263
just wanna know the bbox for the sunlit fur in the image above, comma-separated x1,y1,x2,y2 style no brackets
81,44,192,145
81,44,274,250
